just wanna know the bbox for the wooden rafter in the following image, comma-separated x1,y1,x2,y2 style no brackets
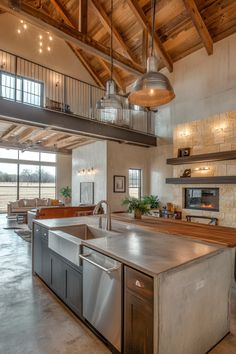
66,41,104,88
0,0,143,76
1,125,23,140
42,133,68,147
50,0,76,28
183,0,213,55
90,0,137,64
66,139,94,150
126,0,173,72
79,0,87,33
29,128,52,142
17,127,36,143
142,29,149,69
98,58,125,93
55,135,79,148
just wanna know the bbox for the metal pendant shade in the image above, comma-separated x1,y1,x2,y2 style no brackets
128,0,175,108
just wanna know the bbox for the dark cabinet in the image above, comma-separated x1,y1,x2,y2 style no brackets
51,253,66,299
33,225,42,277
124,266,154,354
65,265,82,317
41,241,51,285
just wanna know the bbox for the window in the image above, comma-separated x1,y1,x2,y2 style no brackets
0,149,57,211
128,169,141,199
0,72,43,107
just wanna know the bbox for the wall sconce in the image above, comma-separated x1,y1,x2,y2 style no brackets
214,124,227,133
78,167,95,176
180,130,191,137
194,167,210,172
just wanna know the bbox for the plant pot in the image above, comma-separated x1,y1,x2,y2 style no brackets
64,197,71,206
134,209,142,219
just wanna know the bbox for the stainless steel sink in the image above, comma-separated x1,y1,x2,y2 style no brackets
48,225,118,266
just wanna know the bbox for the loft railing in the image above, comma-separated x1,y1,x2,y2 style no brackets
0,49,156,135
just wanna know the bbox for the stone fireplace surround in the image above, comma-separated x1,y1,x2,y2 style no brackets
171,109,236,227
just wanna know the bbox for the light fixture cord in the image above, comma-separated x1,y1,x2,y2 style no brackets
151,0,156,56
110,0,114,82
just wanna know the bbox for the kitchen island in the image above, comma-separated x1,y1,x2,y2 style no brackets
32,216,233,354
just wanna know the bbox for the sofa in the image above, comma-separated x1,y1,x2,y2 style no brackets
7,198,61,217
27,205,95,230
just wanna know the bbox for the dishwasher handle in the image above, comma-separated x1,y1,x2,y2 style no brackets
79,254,120,274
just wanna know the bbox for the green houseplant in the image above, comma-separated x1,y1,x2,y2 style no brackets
122,197,149,219
60,186,72,205
143,195,159,209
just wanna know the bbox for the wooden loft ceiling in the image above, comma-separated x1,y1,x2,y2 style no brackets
0,120,95,153
1,0,236,91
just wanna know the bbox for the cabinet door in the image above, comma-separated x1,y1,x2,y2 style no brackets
65,265,82,317
33,225,42,277
41,241,51,285
51,253,66,299
124,291,153,354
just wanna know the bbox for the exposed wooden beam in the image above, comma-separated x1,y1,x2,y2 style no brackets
0,139,72,154
1,125,23,140
66,139,94,150
98,58,125,93
79,0,88,33
29,128,52,142
126,0,173,72
66,41,105,88
183,0,213,55
17,127,36,143
42,132,68,147
56,135,79,148
50,0,76,28
90,0,137,63
1,0,143,76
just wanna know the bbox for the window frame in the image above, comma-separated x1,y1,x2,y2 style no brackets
0,70,44,107
128,168,142,199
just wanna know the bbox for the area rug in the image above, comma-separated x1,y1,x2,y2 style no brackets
14,229,32,243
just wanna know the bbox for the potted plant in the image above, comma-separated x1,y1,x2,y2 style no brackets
122,197,149,219
143,195,160,210
60,186,72,206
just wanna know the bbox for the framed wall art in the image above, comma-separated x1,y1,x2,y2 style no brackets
113,175,126,193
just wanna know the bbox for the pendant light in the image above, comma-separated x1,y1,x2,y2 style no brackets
128,0,175,108
96,0,122,122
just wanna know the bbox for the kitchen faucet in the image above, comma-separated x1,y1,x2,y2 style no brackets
93,200,112,231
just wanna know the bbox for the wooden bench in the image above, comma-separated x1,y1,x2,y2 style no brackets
186,215,218,226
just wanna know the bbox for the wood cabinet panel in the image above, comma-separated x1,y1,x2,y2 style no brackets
125,267,153,302
65,265,82,317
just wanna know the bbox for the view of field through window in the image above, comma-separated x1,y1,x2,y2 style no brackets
0,149,56,212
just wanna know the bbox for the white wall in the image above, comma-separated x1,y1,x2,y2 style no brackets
56,154,72,200
107,141,150,212
0,13,95,84
72,141,107,206
157,33,236,141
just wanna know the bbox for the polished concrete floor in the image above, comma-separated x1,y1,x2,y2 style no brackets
0,214,235,354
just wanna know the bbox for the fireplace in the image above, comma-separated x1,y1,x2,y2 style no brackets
184,188,219,211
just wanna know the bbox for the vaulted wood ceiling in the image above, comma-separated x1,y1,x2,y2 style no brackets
1,0,236,91
0,120,95,153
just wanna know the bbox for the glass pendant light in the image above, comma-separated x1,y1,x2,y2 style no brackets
128,0,175,108
96,0,122,123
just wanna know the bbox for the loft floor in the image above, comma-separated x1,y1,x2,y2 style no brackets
0,214,235,354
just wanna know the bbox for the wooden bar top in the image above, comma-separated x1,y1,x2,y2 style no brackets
112,213,236,247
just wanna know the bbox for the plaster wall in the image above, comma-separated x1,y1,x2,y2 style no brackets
72,141,107,206
56,154,72,200
0,13,95,84
107,141,150,212
157,33,236,141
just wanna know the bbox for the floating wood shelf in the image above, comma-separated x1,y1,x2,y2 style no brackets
166,150,236,165
166,176,236,184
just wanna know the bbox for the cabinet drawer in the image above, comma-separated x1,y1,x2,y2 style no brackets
125,266,153,301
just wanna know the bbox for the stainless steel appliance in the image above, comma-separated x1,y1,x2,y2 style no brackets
80,247,122,352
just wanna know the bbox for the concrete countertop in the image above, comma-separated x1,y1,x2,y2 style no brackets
35,216,224,277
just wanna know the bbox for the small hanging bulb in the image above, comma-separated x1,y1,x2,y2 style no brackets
17,29,21,34
20,20,24,24
23,24,27,30
47,46,51,52
39,42,43,47
39,35,43,40
39,48,42,54
49,36,53,41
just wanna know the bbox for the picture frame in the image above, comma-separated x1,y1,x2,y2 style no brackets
113,175,126,193
178,147,191,158
80,182,94,204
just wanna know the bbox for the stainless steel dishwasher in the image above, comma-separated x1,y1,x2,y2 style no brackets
80,247,122,352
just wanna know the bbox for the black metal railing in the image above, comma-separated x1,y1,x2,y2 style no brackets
0,49,156,135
